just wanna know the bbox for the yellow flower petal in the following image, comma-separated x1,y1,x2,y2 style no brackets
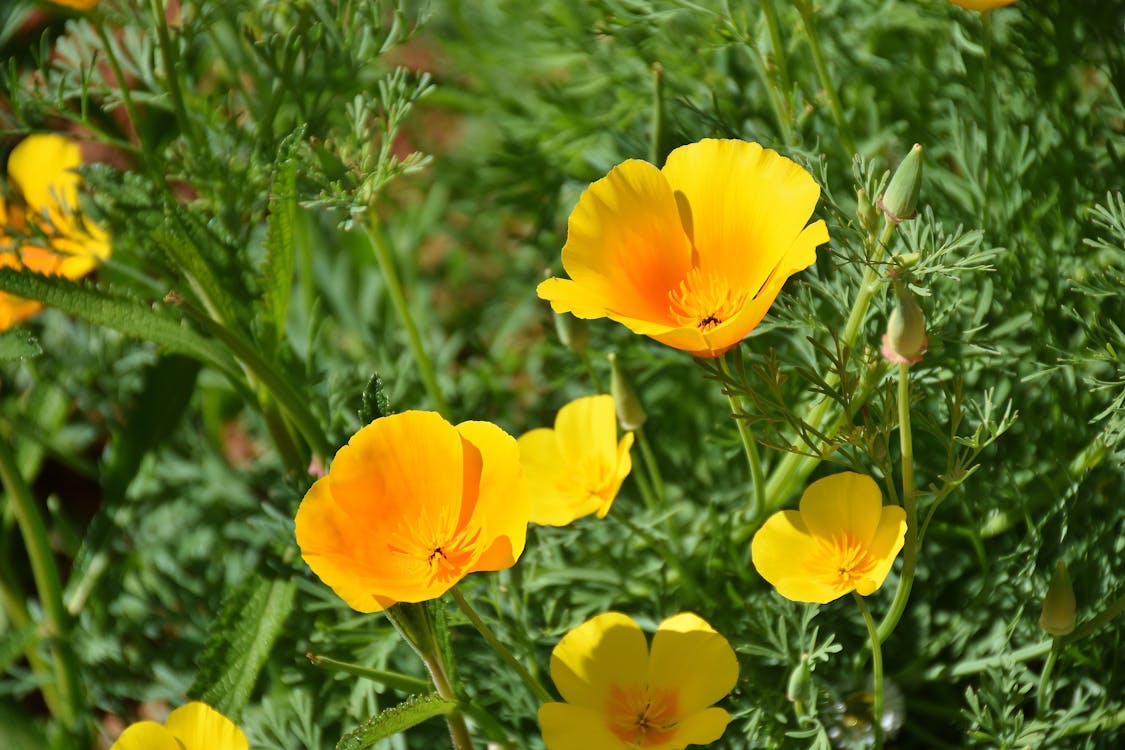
853,505,907,596
798,472,883,544
648,707,732,750
8,135,82,214
751,510,841,603
538,702,627,750
456,420,529,571
163,702,248,750
542,159,693,324
948,0,1016,10
550,612,648,709
647,613,739,715
519,427,600,525
110,721,184,750
595,431,634,519
661,140,821,295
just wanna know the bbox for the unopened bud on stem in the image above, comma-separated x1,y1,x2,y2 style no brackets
881,276,928,365
1039,560,1076,638
878,143,924,223
608,352,647,431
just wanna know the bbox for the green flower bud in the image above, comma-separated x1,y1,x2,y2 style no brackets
856,188,879,235
881,277,927,364
608,352,647,431
786,653,813,705
1039,560,1076,638
878,144,923,223
554,313,589,354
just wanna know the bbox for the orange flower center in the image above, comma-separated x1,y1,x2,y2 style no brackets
815,531,878,594
667,267,747,331
606,683,679,747
387,523,482,587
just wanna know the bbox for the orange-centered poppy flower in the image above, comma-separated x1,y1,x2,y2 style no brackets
295,411,530,613
751,472,907,604
110,702,247,750
539,612,739,750
1,134,110,330
537,139,828,358
518,394,634,526
948,0,1016,10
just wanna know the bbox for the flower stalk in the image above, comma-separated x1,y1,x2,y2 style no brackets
795,0,857,156
719,351,766,524
854,592,885,750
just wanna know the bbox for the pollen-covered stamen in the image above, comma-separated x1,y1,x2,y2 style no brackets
668,266,748,331
815,531,879,593
607,683,680,747
386,523,483,586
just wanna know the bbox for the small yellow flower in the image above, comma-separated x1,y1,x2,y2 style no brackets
295,411,530,612
1,134,110,330
539,612,738,750
518,395,634,526
538,139,828,358
110,702,247,750
48,0,101,9
948,0,1016,10
751,473,907,604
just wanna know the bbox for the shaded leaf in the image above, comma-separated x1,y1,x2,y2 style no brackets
336,693,457,750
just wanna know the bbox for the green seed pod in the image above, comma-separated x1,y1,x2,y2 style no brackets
608,352,647,431
878,143,923,223
1039,560,1076,638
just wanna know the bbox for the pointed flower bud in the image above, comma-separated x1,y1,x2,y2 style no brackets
1039,560,1076,638
553,312,589,354
856,188,879,235
608,352,647,431
881,276,927,365
878,144,923,223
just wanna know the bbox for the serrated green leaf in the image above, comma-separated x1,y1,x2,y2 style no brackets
0,269,241,381
0,328,41,360
359,372,391,424
336,693,458,750
262,127,304,349
151,203,242,328
187,573,296,720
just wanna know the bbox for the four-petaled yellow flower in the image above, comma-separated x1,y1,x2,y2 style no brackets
110,702,247,750
295,410,530,612
519,394,634,526
948,0,1016,10
537,139,828,358
751,472,907,604
539,612,738,750
1,134,110,330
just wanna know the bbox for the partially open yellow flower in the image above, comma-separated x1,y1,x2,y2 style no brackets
111,702,247,750
948,0,1016,10
539,612,738,750
295,411,530,612
751,472,907,604
519,394,634,526
538,139,828,358
1,134,110,330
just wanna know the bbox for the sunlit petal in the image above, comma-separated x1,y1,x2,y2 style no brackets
550,612,648,709
648,613,738,715
163,702,248,750
110,721,184,750
539,702,626,750
799,472,883,543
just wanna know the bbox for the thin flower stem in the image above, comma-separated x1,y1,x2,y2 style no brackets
854,593,885,750
149,0,200,152
877,363,918,643
636,427,666,506
1066,590,1125,642
366,220,452,417
451,588,553,704
764,218,898,509
579,350,605,393
795,0,857,156
306,653,429,693
0,440,85,732
981,10,994,226
719,353,766,523
425,657,474,750
93,22,142,149
760,0,794,142
1036,639,1061,715
0,557,63,718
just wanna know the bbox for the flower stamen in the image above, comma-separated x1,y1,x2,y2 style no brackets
668,267,747,331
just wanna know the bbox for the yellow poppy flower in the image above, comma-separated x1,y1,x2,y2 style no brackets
110,702,247,750
751,472,907,604
948,0,1016,10
518,394,634,526
539,612,738,750
1,134,110,330
295,411,530,613
48,0,101,9
537,139,828,358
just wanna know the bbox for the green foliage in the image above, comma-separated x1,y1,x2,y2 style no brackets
336,693,459,750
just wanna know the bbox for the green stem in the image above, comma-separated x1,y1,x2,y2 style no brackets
427,656,474,750
795,0,857,156
877,363,918,643
149,0,200,152
650,62,666,165
579,350,605,393
451,587,553,704
1036,639,1061,715
366,221,451,417
0,440,84,731
306,653,429,693
764,218,898,508
981,9,994,226
636,427,666,507
760,0,794,142
0,553,63,718
1067,590,1125,641
93,21,142,148
854,593,884,750
718,353,766,524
